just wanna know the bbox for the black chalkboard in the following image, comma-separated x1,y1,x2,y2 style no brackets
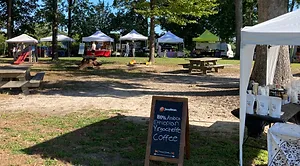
145,96,189,166
150,100,183,158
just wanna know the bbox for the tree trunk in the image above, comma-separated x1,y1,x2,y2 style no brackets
67,0,72,57
52,0,58,61
235,0,242,59
290,0,295,12
7,0,13,57
251,0,290,86
273,46,291,85
148,0,155,63
68,0,72,37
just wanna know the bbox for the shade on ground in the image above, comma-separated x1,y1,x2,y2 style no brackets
192,30,219,42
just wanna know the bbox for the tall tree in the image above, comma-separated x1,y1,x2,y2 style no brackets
250,0,291,86
7,0,12,57
114,0,218,63
160,0,237,50
52,0,58,60
243,0,258,26
112,0,148,35
67,0,74,57
39,0,64,60
141,0,218,63
235,0,242,59
0,0,39,35
71,0,97,39
67,0,73,37
93,1,115,34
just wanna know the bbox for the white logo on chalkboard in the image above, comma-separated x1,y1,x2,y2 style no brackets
159,107,177,112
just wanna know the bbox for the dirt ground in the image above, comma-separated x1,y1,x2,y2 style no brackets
0,62,240,131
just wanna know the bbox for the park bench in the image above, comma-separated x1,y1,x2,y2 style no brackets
178,63,190,68
0,80,29,95
29,72,45,88
203,64,225,74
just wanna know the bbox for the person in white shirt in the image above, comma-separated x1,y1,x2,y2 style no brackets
132,42,135,57
125,42,129,57
12,46,17,60
91,42,96,51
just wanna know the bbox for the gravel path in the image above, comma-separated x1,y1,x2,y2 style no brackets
0,64,240,132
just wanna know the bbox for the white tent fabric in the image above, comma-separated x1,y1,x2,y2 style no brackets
157,31,184,43
40,34,75,42
82,31,114,42
239,9,300,166
266,46,280,85
120,30,148,41
6,34,38,44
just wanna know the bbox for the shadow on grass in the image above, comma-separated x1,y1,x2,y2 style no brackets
22,115,263,166
163,70,189,74
40,79,239,98
28,58,239,85
35,59,115,71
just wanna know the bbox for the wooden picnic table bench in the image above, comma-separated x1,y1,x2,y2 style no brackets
0,80,29,95
79,56,102,70
0,65,45,94
178,63,190,68
186,57,224,74
29,72,45,88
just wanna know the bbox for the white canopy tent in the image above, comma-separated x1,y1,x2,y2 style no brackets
157,31,184,43
6,34,38,44
120,30,148,41
82,31,114,42
239,9,300,165
40,34,75,42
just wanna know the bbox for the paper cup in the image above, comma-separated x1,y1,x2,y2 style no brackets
246,94,255,114
256,95,269,115
269,96,282,118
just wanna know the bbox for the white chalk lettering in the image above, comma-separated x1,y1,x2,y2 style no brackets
154,120,180,127
157,115,166,120
153,125,181,133
164,108,177,112
153,133,178,142
167,116,180,121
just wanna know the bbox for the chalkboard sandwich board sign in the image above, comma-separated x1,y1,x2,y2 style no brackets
144,96,189,166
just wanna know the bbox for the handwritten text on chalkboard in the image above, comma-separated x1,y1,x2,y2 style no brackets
150,100,183,159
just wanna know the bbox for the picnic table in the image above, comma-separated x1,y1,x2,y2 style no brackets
0,65,31,81
186,57,224,74
0,65,45,95
78,55,102,70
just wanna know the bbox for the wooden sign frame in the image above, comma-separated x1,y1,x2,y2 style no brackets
144,96,190,166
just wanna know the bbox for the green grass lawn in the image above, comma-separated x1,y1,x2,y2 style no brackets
3,56,300,69
0,110,267,166
0,56,270,165
0,57,240,66
58,57,241,66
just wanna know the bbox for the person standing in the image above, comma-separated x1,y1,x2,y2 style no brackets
91,42,96,50
12,45,17,60
132,42,135,57
32,45,37,62
158,45,162,57
125,42,129,57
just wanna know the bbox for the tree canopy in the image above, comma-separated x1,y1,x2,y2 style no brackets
0,0,299,53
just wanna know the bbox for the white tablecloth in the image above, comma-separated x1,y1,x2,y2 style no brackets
267,123,300,166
